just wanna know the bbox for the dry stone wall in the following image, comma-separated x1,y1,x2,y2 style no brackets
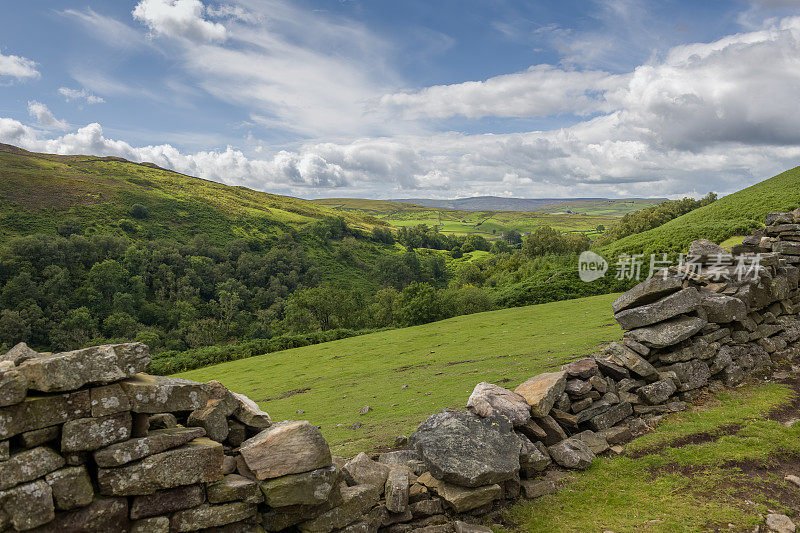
2,208,800,532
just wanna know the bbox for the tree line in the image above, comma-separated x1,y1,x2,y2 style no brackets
0,214,613,356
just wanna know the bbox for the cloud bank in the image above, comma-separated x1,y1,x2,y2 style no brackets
3,6,800,199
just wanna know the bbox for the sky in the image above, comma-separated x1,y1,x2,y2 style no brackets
2,1,800,200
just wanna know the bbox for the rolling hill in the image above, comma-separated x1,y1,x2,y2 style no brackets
388,196,664,213
312,197,629,239
0,143,386,246
599,165,800,258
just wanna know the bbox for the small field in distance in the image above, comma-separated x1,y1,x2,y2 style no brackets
312,198,661,238
177,293,622,456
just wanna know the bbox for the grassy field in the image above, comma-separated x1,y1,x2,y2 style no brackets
503,380,800,532
537,198,663,216
599,166,800,257
177,292,623,456
0,144,385,246
719,235,746,248
313,198,622,238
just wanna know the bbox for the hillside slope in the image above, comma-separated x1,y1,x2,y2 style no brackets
387,196,663,213
313,197,620,238
600,165,800,257
0,143,385,246
177,292,622,455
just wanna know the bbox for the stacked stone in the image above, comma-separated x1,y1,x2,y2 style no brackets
401,212,800,518
734,208,800,264
0,342,275,531
0,343,490,533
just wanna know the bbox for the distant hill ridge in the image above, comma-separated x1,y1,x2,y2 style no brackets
389,196,666,212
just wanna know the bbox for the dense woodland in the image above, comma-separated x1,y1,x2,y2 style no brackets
0,181,724,374
0,212,631,357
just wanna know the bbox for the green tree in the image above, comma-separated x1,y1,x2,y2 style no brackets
501,230,522,245
395,282,441,326
88,260,129,302
283,285,351,331
0,310,30,345
130,204,149,219
52,307,98,350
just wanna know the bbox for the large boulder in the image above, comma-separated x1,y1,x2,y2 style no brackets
612,276,683,314
466,382,531,426
18,343,150,393
547,439,595,470
513,371,567,417
627,316,707,349
1,342,40,366
698,292,747,323
239,420,332,480
410,410,521,487
615,288,700,330
97,437,223,495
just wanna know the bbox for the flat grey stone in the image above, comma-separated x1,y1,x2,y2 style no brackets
18,343,149,393
612,276,683,314
97,437,223,496
627,316,707,349
615,288,700,330
93,426,206,467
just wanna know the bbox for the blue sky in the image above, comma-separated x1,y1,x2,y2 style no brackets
2,0,800,199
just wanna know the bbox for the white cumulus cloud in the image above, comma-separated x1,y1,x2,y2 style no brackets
4,10,800,201
58,87,105,105
27,101,69,131
0,51,40,82
381,66,626,120
132,0,227,42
